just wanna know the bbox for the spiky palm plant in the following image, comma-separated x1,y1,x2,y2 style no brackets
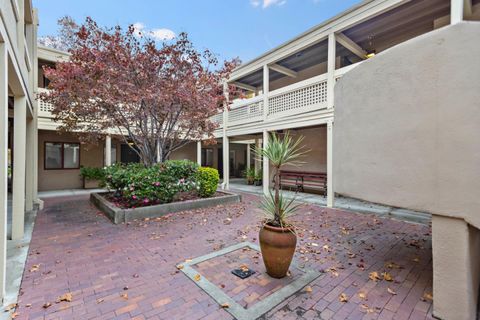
256,132,308,227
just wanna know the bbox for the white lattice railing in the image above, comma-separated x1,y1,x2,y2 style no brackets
227,96,264,125
267,74,328,118
210,113,223,128
37,88,54,118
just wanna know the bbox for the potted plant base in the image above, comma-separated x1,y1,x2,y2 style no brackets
259,224,296,278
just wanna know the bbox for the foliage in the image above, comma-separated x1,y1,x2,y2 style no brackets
39,17,241,166
103,160,200,207
79,166,105,181
255,169,263,181
245,167,255,180
196,167,219,198
255,132,309,227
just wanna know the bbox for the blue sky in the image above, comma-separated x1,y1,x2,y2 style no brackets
33,0,360,63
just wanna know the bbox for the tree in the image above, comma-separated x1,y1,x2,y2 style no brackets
39,17,240,166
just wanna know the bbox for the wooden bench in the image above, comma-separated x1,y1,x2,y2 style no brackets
278,170,327,195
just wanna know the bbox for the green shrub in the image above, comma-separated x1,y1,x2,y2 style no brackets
103,160,200,207
80,166,105,181
196,167,219,198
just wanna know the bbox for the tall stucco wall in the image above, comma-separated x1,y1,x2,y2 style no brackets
333,22,480,228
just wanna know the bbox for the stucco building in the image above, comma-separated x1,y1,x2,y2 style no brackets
1,0,479,318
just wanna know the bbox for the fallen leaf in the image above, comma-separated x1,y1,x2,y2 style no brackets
360,304,376,314
382,272,393,281
176,264,184,270
412,257,420,263
4,303,17,312
194,274,201,282
120,293,128,300
358,292,367,300
29,264,40,272
220,303,229,308
58,293,73,302
304,286,313,293
385,262,401,269
369,271,381,281
310,243,319,247
422,292,433,301
339,293,348,302
387,287,397,295
96,298,104,304
42,302,52,309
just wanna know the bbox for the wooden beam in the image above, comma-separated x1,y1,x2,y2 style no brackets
232,81,256,92
336,33,367,59
268,63,298,78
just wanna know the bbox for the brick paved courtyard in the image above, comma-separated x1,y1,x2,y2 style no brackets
13,193,433,320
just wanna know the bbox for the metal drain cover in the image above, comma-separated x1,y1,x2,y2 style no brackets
232,268,255,279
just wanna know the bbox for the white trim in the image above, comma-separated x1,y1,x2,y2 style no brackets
336,33,367,59
268,63,298,78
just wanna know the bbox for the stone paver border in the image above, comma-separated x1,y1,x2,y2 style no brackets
178,242,322,320
91,191,241,224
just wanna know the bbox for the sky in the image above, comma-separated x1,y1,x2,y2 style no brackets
33,0,360,64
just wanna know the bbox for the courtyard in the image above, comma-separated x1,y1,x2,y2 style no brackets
13,192,433,320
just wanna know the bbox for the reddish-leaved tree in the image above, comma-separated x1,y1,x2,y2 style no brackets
40,17,239,165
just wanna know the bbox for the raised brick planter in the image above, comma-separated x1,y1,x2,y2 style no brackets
91,191,241,224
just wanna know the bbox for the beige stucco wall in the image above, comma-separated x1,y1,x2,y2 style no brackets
282,126,327,172
333,22,480,320
38,130,118,191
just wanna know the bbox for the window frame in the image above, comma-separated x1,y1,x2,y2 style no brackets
44,141,81,170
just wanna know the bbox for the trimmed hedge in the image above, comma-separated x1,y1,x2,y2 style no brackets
197,167,219,198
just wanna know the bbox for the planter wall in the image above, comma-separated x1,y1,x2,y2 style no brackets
91,191,241,224
84,179,101,189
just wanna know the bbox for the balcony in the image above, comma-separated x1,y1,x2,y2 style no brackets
212,63,359,131
37,88,54,118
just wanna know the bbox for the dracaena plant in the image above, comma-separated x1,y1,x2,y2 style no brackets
256,132,309,228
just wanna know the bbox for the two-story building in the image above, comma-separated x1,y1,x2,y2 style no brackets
0,0,39,305
32,0,480,318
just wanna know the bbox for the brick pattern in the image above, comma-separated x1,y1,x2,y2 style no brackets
13,193,433,320
193,246,303,309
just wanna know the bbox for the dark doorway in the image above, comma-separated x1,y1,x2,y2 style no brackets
120,144,140,164
217,148,223,178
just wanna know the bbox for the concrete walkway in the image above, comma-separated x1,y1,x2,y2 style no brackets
38,188,106,199
228,179,431,225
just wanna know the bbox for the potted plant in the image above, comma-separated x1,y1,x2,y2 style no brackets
80,166,105,189
257,132,307,278
254,170,263,186
245,168,256,185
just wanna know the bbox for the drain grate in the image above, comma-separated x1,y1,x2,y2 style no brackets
232,268,255,279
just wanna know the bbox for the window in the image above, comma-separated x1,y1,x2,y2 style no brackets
45,142,80,169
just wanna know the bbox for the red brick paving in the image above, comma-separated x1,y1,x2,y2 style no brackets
192,246,303,309
13,192,433,320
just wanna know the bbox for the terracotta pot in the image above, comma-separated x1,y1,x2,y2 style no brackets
259,223,297,278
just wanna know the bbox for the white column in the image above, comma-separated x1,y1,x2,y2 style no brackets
263,65,269,119
197,141,202,166
0,43,8,303
451,0,464,24
246,143,251,170
327,33,336,109
262,130,269,195
105,135,112,166
25,116,34,211
222,137,229,189
222,81,229,190
12,96,27,240
326,120,334,207
255,138,261,173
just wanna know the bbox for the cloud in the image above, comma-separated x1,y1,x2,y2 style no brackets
250,0,286,9
132,22,176,41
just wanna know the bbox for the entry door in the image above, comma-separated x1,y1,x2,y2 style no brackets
229,150,236,177
217,148,223,178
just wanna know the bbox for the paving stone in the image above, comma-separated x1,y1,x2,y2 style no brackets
14,192,432,320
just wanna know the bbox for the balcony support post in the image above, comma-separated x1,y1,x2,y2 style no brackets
263,65,269,119
262,130,270,195
25,114,35,211
326,119,334,207
0,43,8,303
327,33,336,109
12,96,27,240
222,81,229,190
255,138,261,174
451,0,464,24
246,143,251,170
197,141,202,166
105,135,112,166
